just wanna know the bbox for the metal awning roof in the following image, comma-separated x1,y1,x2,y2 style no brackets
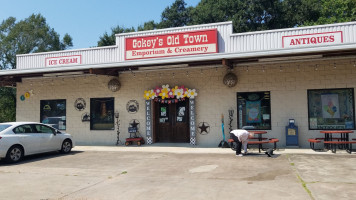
1,42,356,87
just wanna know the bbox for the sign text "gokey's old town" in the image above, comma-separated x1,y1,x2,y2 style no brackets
125,29,218,60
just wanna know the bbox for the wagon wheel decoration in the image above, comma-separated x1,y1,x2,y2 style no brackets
126,100,139,114
198,122,210,135
74,98,86,111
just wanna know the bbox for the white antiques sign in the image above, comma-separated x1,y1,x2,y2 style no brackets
282,31,343,48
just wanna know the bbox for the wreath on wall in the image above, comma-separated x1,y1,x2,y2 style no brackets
144,84,198,100
126,100,139,114
75,98,86,111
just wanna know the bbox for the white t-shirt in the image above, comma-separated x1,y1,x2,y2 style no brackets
230,129,250,153
230,129,250,143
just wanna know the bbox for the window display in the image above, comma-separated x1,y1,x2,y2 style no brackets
308,88,355,130
237,91,271,130
90,97,115,130
40,99,66,130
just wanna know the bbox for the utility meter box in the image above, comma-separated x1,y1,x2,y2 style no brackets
286,119,298,146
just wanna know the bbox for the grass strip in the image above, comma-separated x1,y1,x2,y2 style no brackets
286,154,315,200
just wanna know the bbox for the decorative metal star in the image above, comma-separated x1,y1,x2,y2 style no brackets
199,122,210,134
130,120,140,129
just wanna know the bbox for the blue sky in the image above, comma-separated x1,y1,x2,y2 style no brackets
0,0,201,49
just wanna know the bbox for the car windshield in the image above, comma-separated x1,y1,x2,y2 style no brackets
0,124,12,132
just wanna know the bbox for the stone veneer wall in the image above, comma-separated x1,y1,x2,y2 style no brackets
16,58,356,147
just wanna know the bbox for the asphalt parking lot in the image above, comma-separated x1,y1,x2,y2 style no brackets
0,146,356,200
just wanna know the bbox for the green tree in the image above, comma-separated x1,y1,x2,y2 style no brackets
0,14,73,122
280,0,321,27
0,14,73,70
0,87,16,123
97,25,135,47
305,0,356,25
190,0,355,32
157,0,193,29
190,0,299,33
189,0,235,24
137,20,157,31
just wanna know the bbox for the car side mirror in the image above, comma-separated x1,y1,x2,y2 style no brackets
55,130,61,135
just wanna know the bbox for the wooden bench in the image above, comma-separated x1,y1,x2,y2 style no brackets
269,138,279,150
228,138,278,153
323,141,356,153
249,137,268,140
316,137,343,141
308,138,322,150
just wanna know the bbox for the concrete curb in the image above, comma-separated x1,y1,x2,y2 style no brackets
73,145,350,155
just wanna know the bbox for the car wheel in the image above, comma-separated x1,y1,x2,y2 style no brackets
6,145,24,163
61,139,72,153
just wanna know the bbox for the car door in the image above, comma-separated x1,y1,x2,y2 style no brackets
13,124,42,155
34,124,62,151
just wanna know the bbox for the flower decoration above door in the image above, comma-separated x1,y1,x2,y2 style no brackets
144,84,198,100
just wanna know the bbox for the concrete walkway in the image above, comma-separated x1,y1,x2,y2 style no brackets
0,145,355,200
74,144,340,155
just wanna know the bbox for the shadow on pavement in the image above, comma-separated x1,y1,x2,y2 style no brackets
0,150,84,166
243,152,282,158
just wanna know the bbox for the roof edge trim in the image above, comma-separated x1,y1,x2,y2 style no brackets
3,43,356,77
231,21,356,36
115,21,233,37
16,45,118,57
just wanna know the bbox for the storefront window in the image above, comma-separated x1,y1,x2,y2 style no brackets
308,88,355,130
237,91,271,130
90,98,114,130
40,99,66,130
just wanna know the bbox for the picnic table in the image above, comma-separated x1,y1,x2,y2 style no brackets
228,130,279,153
308,130,355,153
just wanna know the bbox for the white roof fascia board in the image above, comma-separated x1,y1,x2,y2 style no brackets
16,45,118,57
115,21,233,37
2,43,356,76
231,21,356,36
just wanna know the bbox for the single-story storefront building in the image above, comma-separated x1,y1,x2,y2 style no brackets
1,21,356,148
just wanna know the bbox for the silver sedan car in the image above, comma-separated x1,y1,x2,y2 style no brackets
0,122,74,163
